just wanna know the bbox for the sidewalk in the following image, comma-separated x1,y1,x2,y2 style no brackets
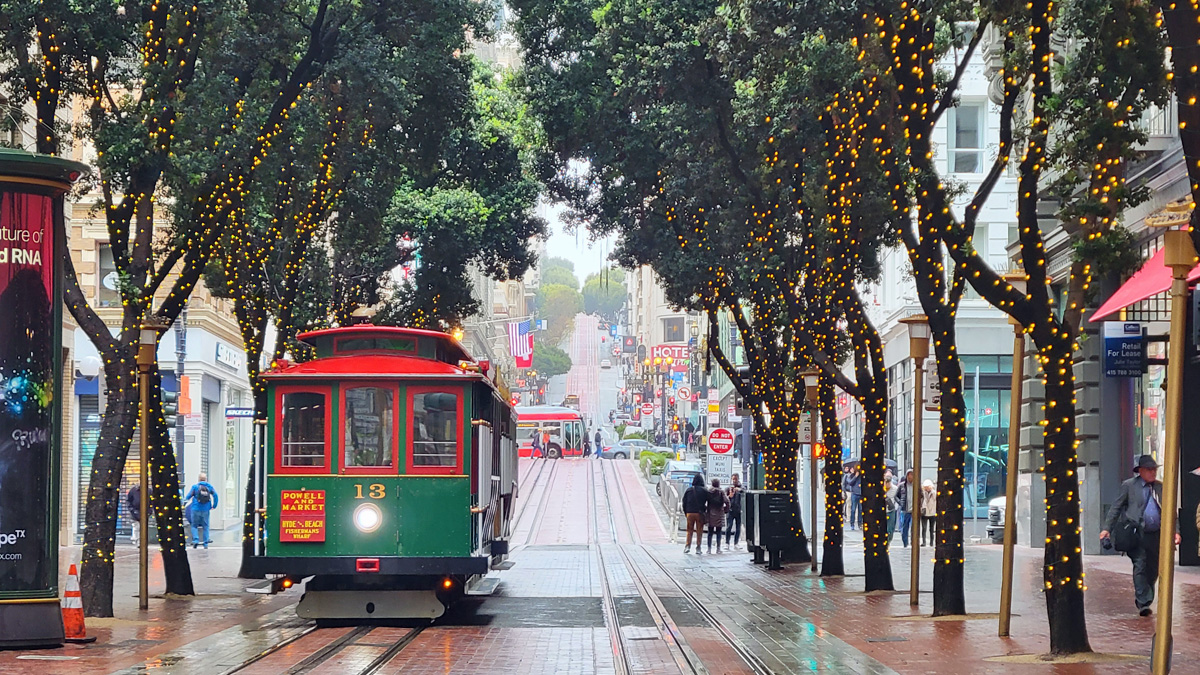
644,510,1200,674
0,536,302,675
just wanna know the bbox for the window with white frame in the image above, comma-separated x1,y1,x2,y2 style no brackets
948,102,986,173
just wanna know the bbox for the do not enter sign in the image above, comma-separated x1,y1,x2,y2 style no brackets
708,428,735,454
640,402,655,416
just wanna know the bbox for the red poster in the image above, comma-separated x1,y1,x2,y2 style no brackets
279,490,326,542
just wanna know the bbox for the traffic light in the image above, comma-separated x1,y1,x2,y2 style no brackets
669,396,676,406
161,389,179,427
814,443,826,459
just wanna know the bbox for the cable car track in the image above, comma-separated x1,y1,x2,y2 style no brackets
517,457,559,548
597,460,775,675
224,624,426,675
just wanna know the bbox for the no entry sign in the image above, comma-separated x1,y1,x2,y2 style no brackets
640,402,654,416
708,428,735,454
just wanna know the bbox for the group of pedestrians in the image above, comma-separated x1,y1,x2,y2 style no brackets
124,473,220,549
843,464,936,548
682,474,745,554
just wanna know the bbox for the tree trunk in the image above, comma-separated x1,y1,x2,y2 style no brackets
79,364,139,617
148,371,194,595
1040,340,1092,654
930,324,967,616
819,380,845,576
861,398,894,591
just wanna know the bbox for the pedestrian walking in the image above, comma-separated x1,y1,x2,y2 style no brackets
682,475,707,554
896,469,914,547
1099,455,1181,616
183,473,219,549
706,478,730,553
595,429,603,452
532,432,542,458
920,479,937,546
127,483,142,547
725,474,745,549
583,436,592,458
884,469,899,543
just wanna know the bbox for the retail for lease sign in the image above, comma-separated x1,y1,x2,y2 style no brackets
1103,322,1145,377
279,490,326,542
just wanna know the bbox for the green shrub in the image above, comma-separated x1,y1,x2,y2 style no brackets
638,449,671,475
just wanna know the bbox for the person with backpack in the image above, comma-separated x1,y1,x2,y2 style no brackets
725,474,745,550
706,478,730,554
682,474,707,554
184,473,219,549
1099,455,1181,616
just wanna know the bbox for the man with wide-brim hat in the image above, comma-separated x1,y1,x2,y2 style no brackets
1100,454,1181,616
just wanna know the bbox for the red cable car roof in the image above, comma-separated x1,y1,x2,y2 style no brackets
263,353,469,379
295,324,474,363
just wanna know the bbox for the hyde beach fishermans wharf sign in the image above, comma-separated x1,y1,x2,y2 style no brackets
0,149,86,648
1103,321,1146,377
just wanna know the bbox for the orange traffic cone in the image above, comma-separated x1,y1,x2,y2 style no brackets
61,563,96,644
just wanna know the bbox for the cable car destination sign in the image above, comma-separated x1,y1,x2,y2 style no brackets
279,490,327,542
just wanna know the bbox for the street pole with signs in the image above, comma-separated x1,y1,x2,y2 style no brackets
900,314,930,608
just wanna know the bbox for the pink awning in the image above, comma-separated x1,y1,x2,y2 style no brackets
1089,248,1200,322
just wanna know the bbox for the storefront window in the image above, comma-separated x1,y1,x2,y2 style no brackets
964,388,1010,516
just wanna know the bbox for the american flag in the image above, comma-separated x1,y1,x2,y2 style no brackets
507,320,534,359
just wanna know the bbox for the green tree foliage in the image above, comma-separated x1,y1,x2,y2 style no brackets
582,269,625,320
536,283,584,346
532,343,573,378
542,266,580,289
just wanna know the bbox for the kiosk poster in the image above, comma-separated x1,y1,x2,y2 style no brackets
0,191,56,593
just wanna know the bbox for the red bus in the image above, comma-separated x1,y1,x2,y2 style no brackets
516,405,587,458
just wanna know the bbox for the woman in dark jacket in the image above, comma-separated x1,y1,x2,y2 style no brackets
706,478,730,553
682,474,707,554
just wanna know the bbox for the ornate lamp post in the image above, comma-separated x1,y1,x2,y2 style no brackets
802,369,821,572
1152,229,1197,675
136,318,169,610
999,272,1027,637
899,313,930,607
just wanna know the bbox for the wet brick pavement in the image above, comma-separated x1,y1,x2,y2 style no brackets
8,454,1200,673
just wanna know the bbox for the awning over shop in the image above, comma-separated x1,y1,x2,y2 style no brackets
1089,248,1200,322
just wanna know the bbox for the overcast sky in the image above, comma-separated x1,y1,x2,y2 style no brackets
541,200,617,281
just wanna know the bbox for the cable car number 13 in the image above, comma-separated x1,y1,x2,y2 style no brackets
354,484,386,499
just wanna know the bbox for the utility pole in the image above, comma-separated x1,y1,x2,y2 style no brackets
174,306,187,483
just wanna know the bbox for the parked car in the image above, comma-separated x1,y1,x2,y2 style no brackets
600,359,612,369
598,437,654,459
657,459,704,530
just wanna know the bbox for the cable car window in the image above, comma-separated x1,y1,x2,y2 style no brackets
281,392,326,467
411,391,459,470
335,337,417,354
344,387,394,468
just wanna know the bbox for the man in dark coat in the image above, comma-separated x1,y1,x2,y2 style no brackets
682,474,707,554
1100,455,1181,616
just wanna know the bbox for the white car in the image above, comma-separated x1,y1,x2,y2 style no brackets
600,359,612,369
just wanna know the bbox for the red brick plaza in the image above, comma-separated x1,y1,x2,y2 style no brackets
3,457,1199,674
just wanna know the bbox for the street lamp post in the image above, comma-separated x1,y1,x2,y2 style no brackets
999,273,1027,637
802,369,821,572
136,317,168,611
1152,229,1197,675
899,314,931,607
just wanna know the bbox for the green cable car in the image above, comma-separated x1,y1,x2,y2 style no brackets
245,324,518,620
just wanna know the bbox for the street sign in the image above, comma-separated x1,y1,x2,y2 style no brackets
707,451,733,485
609,324,618,337
727,404,742,422
800,416,814,444
707,400,720,425
708,428,736,453
1103,321,1145,377
923,358,940,411
640,402,655,416
677,386,692,401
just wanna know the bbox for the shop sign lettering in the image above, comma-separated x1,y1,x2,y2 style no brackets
279,490,326,542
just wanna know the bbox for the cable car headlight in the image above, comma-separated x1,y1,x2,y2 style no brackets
353,503,382,533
